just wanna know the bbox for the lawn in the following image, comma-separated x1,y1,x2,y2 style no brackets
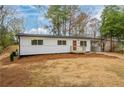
0,53,124,87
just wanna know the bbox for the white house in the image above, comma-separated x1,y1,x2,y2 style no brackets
17,33,102,56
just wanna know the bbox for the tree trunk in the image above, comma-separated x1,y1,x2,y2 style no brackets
101,37,105,52
110,31,113,52
69,19,71,36
64,20,66,36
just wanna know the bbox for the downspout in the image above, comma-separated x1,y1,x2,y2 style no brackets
18,36,21,57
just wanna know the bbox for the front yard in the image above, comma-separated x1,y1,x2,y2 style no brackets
0,53,124,87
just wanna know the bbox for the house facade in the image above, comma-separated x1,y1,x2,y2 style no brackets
17,33,102,56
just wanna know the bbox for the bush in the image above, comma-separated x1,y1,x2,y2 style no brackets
10,52,14,61
13,51,16,56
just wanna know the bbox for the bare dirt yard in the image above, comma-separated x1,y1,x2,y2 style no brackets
0,50,124,86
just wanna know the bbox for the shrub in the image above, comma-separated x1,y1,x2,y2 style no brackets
10,52,14,61
13,51,16,56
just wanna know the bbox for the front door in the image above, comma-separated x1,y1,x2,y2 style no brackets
73,40,77,51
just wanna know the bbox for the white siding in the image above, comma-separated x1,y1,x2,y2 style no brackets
20,36,91,55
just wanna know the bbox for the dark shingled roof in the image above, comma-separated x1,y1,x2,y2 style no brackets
16,33,102,40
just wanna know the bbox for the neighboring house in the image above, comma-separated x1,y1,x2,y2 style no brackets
17,33,102,56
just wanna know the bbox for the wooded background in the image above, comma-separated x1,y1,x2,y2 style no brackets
0,5,124,53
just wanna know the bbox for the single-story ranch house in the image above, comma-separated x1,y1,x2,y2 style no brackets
17,33,102,56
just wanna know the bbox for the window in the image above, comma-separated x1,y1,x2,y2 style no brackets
80,41,87,47
58,40,61,45
32,40,37,45
57,40,66,45
63,40,66,45
38,40,43,45
31,40,43,45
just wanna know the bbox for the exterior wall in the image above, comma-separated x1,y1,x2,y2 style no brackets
20,36,91,55
91,41,101,52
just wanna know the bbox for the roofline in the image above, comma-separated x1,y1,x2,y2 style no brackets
16,33,102,40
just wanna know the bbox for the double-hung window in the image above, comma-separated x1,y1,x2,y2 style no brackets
80,41,87,47
57,40,66,45
31,40,43,45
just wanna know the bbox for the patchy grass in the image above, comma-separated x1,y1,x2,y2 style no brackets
106,64,124,79
0,53,124,87
27,58,124,87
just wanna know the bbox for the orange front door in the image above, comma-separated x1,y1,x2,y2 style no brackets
73,40,77,50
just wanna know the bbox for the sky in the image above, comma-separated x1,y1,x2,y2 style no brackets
16,5,104,34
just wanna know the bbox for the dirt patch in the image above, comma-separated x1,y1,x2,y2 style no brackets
99,52,124,60
1,53,118,65
0,45,18,55
0,53,124,87
0,66,30,87
0,45,18,64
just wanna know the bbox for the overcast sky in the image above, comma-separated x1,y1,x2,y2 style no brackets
16,5,104,34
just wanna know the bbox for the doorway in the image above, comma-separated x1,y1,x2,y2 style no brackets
73,40,77,51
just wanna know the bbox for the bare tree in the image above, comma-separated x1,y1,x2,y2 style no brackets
0,5,23,49
89,18,100,38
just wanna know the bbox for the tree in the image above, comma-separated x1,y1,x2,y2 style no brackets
74,12,89,36
46,5,62,35
60,6,69,35
89,18,100,38
45,5,89,36
66,5,80,36
100,5,124,51
0,5,23,51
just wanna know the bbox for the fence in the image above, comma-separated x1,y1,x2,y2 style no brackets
113,41,124,53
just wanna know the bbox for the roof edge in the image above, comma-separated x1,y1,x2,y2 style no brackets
16,33,102,40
